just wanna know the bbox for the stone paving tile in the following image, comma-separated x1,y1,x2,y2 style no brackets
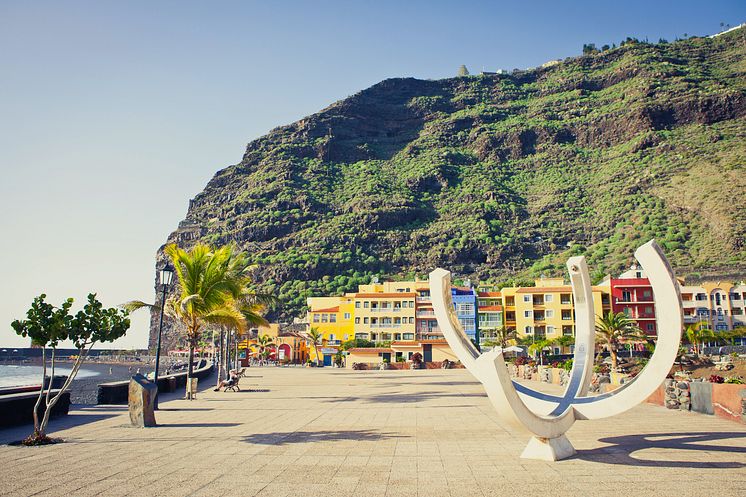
1,368,745,496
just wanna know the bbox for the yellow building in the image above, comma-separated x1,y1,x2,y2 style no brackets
306,295,356,365
353,290,417,342
501,277,611,354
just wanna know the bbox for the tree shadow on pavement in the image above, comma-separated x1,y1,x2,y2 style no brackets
575,432,746,468
242,430,407,445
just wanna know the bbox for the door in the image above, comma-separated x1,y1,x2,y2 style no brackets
323,354,332,367
423,344,432,363
381,352,391,363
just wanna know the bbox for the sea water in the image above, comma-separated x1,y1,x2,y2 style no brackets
0,364,100,388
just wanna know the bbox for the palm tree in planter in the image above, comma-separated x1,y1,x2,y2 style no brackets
528,338,553,366
483,327,517,348
255,334,274,364
126,243,269,399
684,321,713,355
595,311,644,372
306,327,323,366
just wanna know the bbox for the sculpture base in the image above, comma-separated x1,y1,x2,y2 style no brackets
520,435,576,461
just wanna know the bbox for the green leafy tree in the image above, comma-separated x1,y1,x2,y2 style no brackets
595,311,644,371
11,294,130,443
306,327,323,366
126,243,271,399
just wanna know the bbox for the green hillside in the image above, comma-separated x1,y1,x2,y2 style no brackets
159,29,746,324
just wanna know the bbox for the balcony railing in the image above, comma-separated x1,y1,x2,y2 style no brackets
416,311,435,317
416,297,432,303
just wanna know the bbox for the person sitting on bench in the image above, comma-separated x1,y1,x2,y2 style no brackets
214,369,238,392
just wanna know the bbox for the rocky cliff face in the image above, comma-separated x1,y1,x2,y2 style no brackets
150,29,746,350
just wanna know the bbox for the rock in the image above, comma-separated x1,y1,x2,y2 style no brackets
677,382,689,389
128,374,157,427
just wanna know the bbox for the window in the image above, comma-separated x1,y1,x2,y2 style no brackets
313,314,320,323
394,317,401,324
409,317,415,324
329,334,335,342
524,310,533,318
646,324,654,332
409,301,415,307
364,301,369,308
355,317,360,324
524,326,533,334
560,294,572,304
545,310,554,318
547,326,555,334
544,294,553,303
363,317,369,324
355,302,360,308
622,291,632,301
344,334,349,340
523,295,531,302
645,307,653,314
321,314,328,323
403,333,414,340
344,313,351,320
643,290,651,298
401,301,407,308
330,314,337,323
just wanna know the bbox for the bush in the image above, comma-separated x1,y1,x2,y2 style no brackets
724,376,744,384
709,374,725,384
515,356,528,366
561,359,574,371
396,356,405,363
411,352,423,365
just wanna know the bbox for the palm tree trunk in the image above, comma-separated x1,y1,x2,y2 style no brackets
187,344,195,400
610,349,618,372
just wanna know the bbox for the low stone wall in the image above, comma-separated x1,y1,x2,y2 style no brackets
0,390,71,428
646,379,746,424
96,361,213,405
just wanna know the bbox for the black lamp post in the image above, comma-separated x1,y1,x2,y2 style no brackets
153,264,174,409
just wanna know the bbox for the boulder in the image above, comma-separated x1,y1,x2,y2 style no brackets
128,374,157,427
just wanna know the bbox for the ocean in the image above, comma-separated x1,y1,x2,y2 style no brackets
0,364,100,388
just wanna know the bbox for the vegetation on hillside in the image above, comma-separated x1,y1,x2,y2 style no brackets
158,28,746,326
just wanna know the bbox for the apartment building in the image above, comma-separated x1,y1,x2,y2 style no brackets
680,280,746,335
477,291,503,340
609,266,657,336
352,281,417,342
502,277,611,354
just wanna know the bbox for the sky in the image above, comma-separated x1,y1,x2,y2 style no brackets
1,0,744,349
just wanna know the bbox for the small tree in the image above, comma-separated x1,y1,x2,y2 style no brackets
595,311,644,371
457,64,470,77
306,327,323,366
11,294,130,444
683,322,713,355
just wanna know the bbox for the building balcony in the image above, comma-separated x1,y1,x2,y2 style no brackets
416,297,431,303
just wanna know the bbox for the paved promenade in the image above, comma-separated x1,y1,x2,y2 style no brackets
1,368,744,497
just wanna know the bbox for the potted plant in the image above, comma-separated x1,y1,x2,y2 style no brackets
410,352,423,370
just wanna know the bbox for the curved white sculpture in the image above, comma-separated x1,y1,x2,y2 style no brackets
429,240,682,461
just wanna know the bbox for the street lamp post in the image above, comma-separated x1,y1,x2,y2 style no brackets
153,265,174,409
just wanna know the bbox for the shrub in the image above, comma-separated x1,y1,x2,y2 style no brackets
709,374,725,384
724,376,744,384
411,352,423,365
514,356,528,366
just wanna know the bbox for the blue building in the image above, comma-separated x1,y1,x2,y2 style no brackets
451,286,478,341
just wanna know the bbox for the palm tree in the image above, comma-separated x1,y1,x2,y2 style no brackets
126,243,270,399
307,327,323,366
683,322,713,355
482,327,517,348
255,334,274,364
595,311,644,372
528,339,552,366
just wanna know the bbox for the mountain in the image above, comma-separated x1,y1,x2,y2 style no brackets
150,29,746,348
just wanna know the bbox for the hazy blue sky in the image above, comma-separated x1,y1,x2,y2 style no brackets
1,1,743,349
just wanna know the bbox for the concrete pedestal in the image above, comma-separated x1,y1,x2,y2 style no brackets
520,435,576,461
